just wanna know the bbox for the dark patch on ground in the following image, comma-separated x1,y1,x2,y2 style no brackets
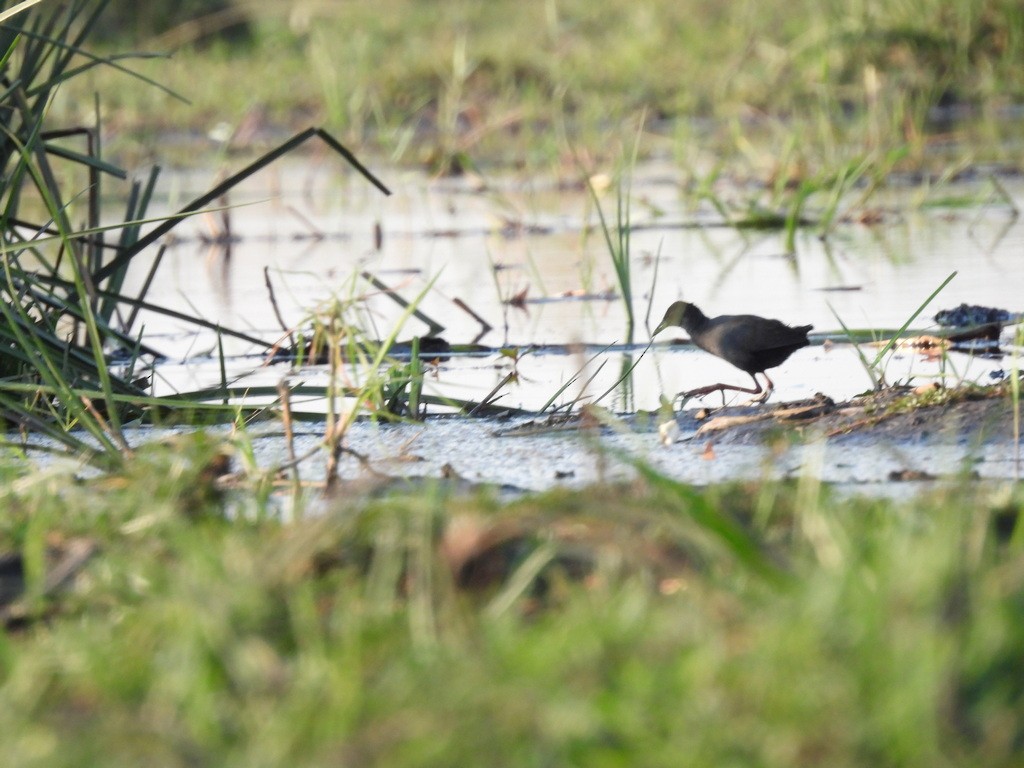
671,384,1019,447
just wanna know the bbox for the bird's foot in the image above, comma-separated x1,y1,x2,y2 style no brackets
666,390,694,409
681,384,727,401
740,388,772,406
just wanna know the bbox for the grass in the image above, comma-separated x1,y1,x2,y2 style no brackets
0,1,400,471
60,0,1024,176
586,162,636,341
0,442,1022,766
829,270,958,390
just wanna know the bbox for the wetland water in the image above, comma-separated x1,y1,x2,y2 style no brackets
117,157,1023,485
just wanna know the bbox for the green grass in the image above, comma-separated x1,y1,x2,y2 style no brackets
0,439,1021,766
0,3,397,468
829,270,958,390
61,0,1024,174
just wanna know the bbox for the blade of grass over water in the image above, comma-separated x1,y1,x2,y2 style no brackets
828,303,883,389
467,370,518,416
590,348,648,411
868,270,957,370
585,174,632,333
93,127,391,283
582,120,643,343
102,163,161,327
642,239,663,333
830,271,958,389
539,342,620,413
361,270,445,337
555,359,609,413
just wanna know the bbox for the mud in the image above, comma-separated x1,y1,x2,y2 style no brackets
661,385,1019,447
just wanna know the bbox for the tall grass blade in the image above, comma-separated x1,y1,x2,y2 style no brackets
828,302,881,389
631,457,786,584
869,270,956,369
93,128,391,283
0,1,46,26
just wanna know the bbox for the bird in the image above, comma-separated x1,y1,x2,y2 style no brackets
653,301,812,404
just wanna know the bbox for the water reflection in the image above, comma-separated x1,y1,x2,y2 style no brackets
122,159,1020,411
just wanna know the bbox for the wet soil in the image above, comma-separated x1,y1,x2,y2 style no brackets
661,384,1019,447
230,383,1012,498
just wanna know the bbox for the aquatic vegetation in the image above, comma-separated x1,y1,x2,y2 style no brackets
583,124,645,342
829,271,958,390
0,1,392,466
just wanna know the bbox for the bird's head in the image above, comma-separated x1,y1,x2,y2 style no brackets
653,301,694,336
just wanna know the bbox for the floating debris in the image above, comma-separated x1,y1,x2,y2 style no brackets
934,303,1011,327
658,419,680,446
892,335,950,350
506,286,529,309
696,412,772,436
887,469,938,482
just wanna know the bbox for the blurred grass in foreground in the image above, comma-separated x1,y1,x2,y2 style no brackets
0,434,1021,766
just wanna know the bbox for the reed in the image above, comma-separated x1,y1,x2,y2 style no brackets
0,1,392,465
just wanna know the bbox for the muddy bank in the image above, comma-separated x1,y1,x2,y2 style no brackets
659,384,1020,447
329,383,1017,492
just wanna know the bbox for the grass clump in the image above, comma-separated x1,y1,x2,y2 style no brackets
0,2,395,469
0,449,1022,766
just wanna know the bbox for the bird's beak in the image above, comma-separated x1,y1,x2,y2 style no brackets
653,320,668,336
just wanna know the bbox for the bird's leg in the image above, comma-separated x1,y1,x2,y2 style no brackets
744,373,774,405
682,379,764,402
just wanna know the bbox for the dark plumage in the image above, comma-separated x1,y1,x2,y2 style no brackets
653,301,812,403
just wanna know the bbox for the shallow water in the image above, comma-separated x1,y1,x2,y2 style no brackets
98,415,1016,500
125,157,1020,415
103,157,1024,486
